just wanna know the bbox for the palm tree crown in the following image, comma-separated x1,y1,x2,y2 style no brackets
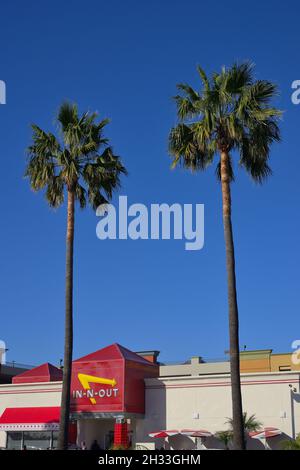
169,62,281,181
25,102,127,209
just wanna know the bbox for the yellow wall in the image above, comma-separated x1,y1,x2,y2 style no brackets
240,350,300,373
240,358,270,373
270,353,300,372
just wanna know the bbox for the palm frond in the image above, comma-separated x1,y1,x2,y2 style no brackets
74,183,86,209
45,176,64,208
196,65,210,92
226,412,262,432
169,123,213,171
57,102,79,131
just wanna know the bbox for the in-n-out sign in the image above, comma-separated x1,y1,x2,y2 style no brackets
72,373,119,404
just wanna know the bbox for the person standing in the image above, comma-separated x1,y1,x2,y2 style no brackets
90,439,101,451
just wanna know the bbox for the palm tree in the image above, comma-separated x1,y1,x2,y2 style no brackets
227,412,262,448
169,63,281,449
281,434,300,450
227,412,262,433
215,430,233,450
25,102,127,449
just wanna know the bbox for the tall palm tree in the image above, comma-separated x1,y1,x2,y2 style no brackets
169,63,281,449
25,102,127,449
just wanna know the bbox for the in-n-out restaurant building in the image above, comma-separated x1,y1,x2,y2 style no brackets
0,343,299,450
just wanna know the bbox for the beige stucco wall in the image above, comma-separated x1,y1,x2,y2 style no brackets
160,360,230,377
0,381,62,448
136,371,300,449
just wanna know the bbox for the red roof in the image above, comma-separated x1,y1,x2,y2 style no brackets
71,343,159,415
74,343,155,365
0,407,60,431
12,363,63,384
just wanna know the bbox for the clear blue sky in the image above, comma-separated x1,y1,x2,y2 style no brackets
1,0,299,366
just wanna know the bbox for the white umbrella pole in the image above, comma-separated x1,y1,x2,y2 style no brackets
264,438,270,450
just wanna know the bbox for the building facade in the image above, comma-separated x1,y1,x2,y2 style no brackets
0,344,299,450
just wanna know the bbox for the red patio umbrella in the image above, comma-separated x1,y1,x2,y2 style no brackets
249,427,282,449
181,429,212,449
149,430,180,449
249,427,281,439
149,430,180,438
181,429,212,438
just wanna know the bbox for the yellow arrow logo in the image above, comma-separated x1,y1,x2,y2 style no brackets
78,373,117,405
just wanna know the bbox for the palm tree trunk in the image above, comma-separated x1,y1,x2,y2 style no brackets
220,151,245,450
57,190,75,450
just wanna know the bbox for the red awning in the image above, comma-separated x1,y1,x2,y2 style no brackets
0,407,60,431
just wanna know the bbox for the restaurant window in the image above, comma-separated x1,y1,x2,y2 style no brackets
51,431,59,449
23,431,51,450
6,432,23,450
6,431,57,450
